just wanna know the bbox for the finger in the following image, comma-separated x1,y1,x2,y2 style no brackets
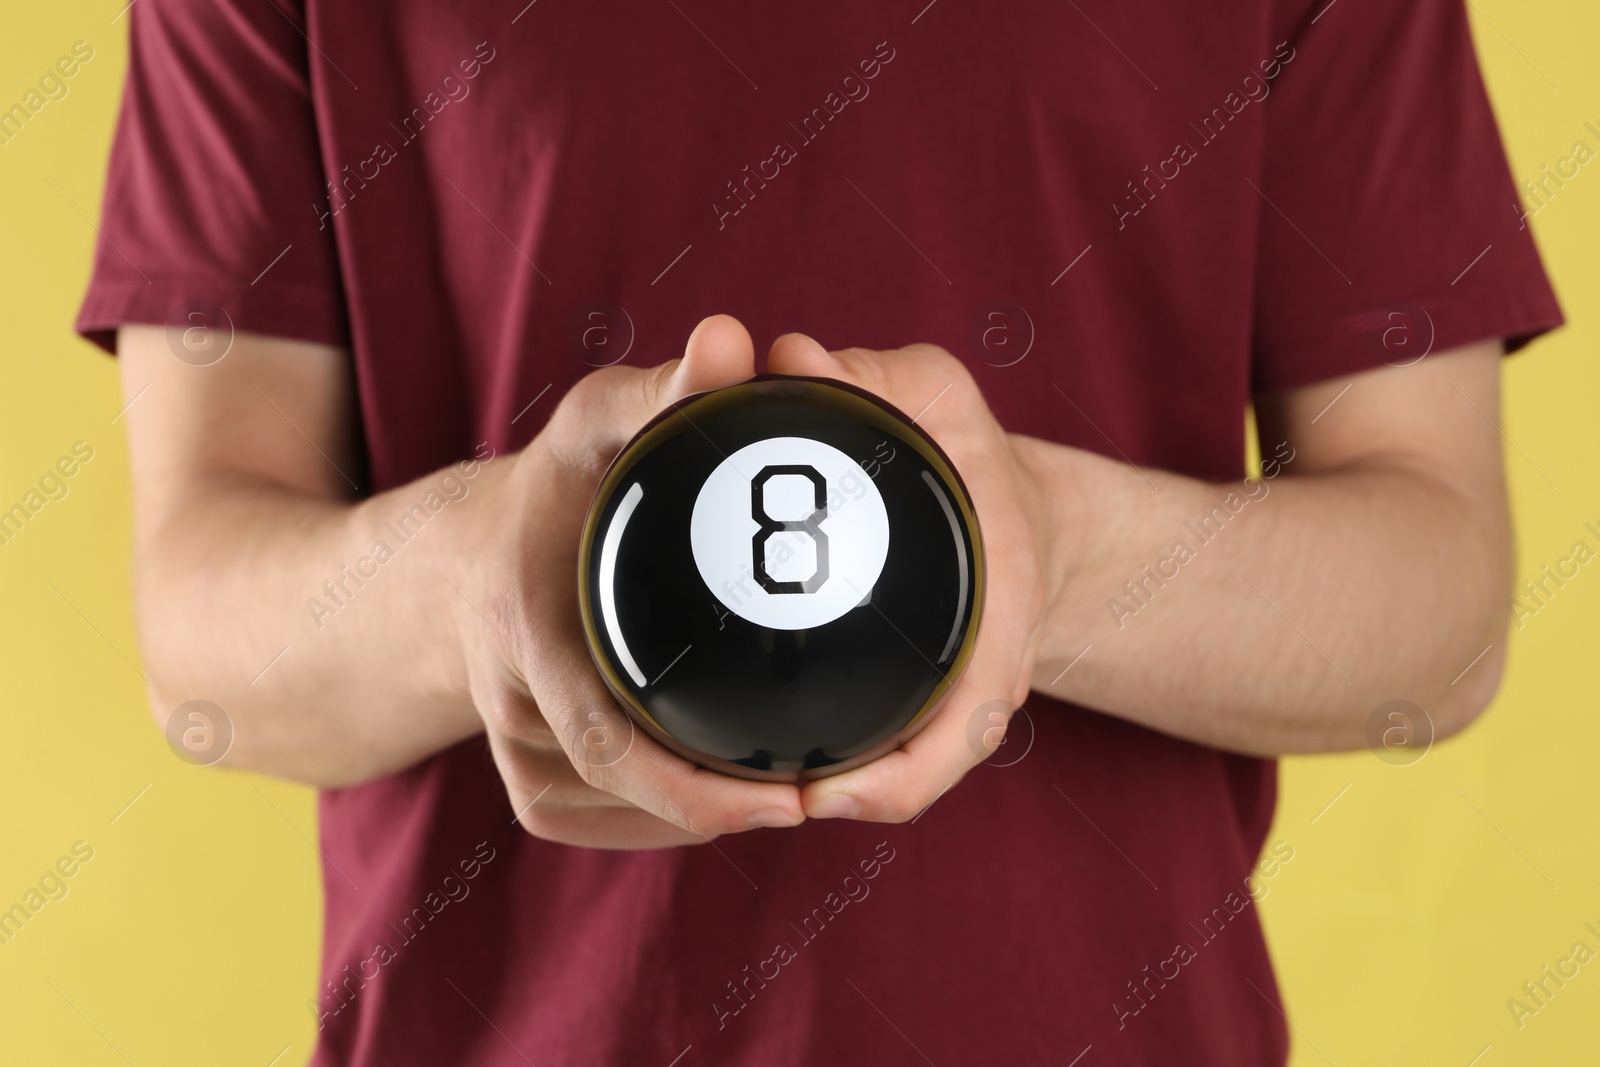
799,473,1039,825
637,312,759,419
767,333,966,421
765,331,837,378
767,332,897,398
675,313,758,394
602,313,758,439
800,607,1036,822
479,632,811,835
472,659,804,841
536,804,713,850
483,729,708,849
523,621,809,835
767,334,1019,821
464,622,808,835
561,687,809,834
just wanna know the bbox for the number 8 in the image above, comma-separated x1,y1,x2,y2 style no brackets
751,465,829,594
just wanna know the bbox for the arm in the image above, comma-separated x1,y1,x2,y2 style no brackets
763,336,1512,820
118,318,806,845
119,325,482,785
1025,339,1511,754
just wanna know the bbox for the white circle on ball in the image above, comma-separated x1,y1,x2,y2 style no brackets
691,436,890,631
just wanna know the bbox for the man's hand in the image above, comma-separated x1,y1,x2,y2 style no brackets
759,333,1513,820
454,315,807,848
764,334,1057,823
119,315,805,849
121,307,1511,841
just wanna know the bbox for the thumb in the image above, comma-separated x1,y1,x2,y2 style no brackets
766,331,839,379
557,315,756,461
651,314,756,409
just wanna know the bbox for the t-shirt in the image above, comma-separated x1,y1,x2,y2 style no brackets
78,1,1561,1063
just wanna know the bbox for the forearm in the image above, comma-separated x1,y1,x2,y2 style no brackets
135,457,505,786
1020,436,1511,755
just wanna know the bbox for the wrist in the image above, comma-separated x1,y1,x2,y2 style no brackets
1006,433,1081,626
361,448,515,712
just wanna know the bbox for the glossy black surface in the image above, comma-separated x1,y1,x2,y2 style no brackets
582,377,981,780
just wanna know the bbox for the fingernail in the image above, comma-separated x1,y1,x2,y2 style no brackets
810,794,861,820
748,807,801,828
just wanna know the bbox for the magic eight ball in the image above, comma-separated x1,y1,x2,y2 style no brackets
577,374,984,781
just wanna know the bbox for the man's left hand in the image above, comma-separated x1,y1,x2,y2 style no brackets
766,333,1058,822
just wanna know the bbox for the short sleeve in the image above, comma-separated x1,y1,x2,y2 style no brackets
75,0,347,354
1250,0,1562,393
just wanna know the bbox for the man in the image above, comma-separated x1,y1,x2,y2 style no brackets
80,0,1560,1063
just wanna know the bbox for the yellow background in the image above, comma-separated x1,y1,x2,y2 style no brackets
0,3,1594,1064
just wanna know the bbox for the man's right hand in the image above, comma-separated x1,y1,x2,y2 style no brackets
119,314,801,850
453,315,806,848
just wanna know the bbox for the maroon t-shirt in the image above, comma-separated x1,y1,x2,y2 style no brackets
80,2,1560,1063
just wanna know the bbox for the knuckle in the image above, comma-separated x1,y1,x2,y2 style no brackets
909,342,971,382
638,360,679,410
645,785,712,836
565,749,613,793
481,690,541,741
667,806,712,837
526,414,581,477
546,370,618,439
559,701,637,772
932,347,976,386
678,799,726,834
543,364,670,471
585,364,659,419
480,587,533,653
565,367,616,408
908,340,956,361
544,381,588,435
516,802,587,844
837,348,892,395
879,798,921,824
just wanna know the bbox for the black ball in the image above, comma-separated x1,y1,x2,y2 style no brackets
578,375,983,781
